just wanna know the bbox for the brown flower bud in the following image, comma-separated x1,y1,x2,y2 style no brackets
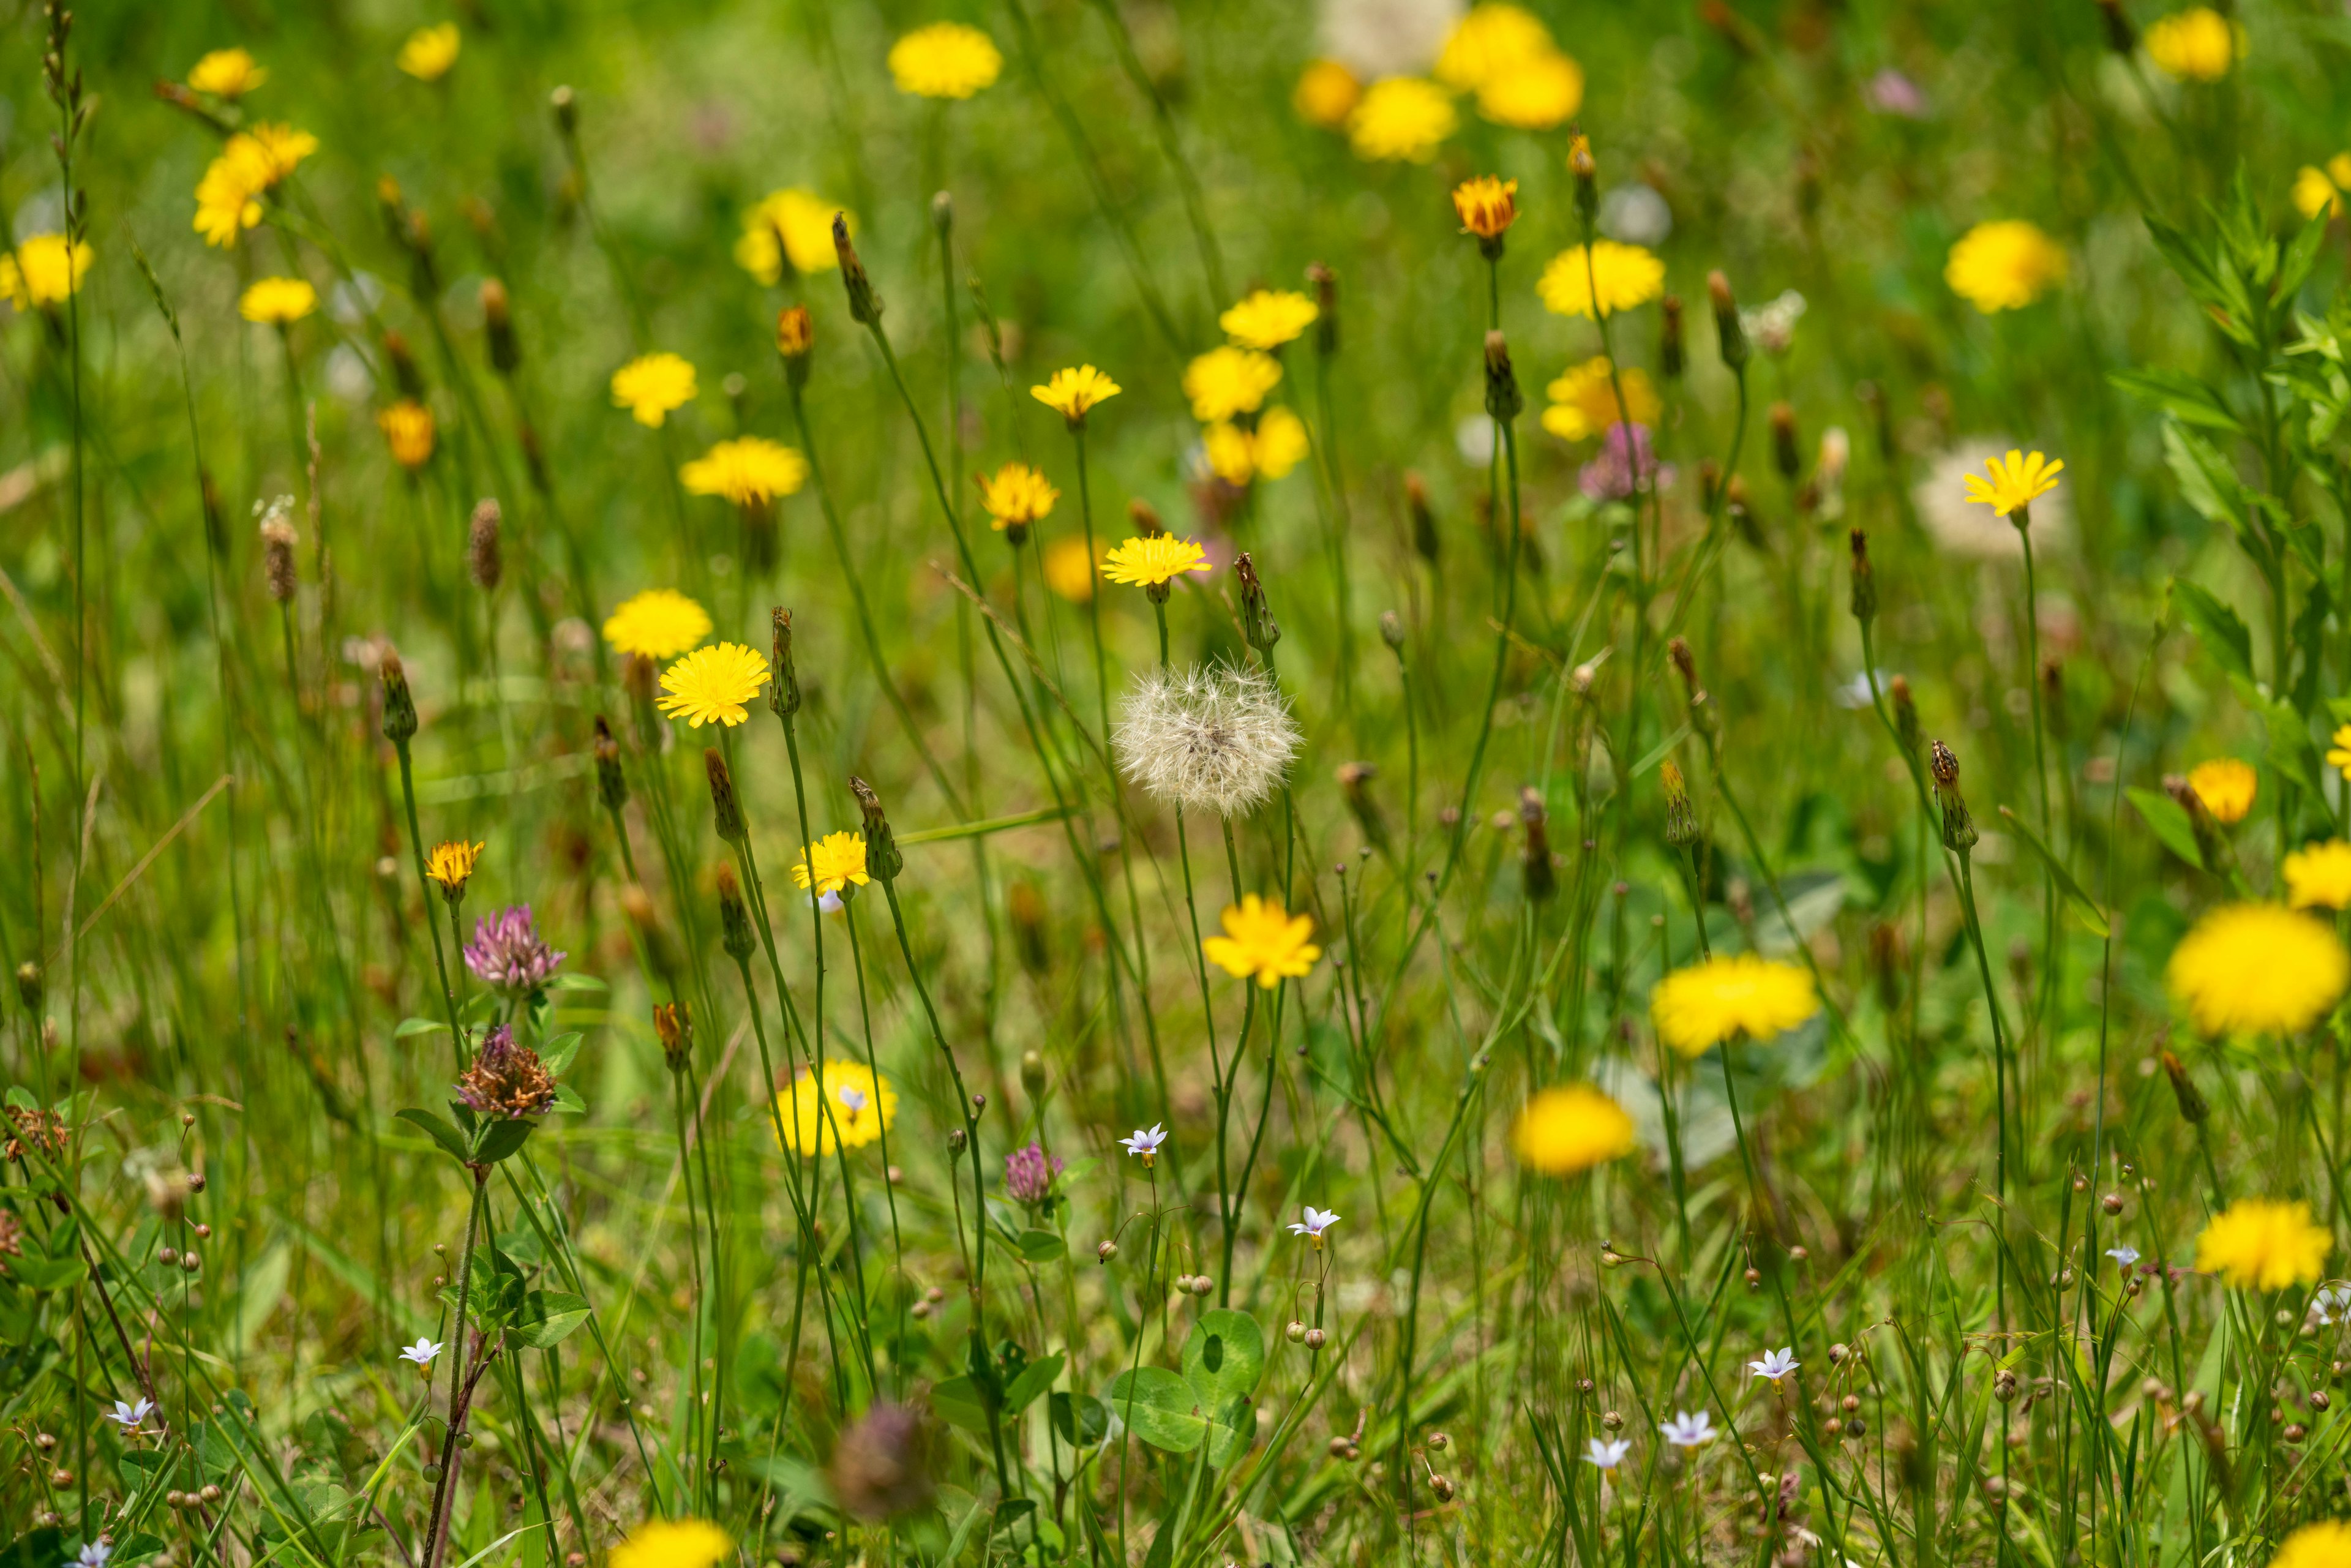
715,862,756,962
383,328,426,399
1662,759,1697,846
1235,552,1280,650
1930,740,1977,853
770,606,801,718
834,213,882,325
1337,762,1388,850
481,279,520,374
1520,786,1556,901
1483,330,1522,422
1405,470,1439,564
1307,261,1338,357
1770,402,1800,480
259,509,298,604
1660,295,1684,380
1128,497,1163,538
1889,675,1919,756
1708,271,1747,370
777,306,814,387
704,748,745,845
468,498,502,591
593,716,628,812
850,775,903,881
2160,1050,2209,1124
1848,529,1877,624
380,649,418,743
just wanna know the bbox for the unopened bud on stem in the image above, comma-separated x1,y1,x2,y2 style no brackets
1708,271,1747,370
1483,331,1522,422
834,214,882,326
715,863,756,962
770,607,801,718
1930,740,1977,853
1848,530,1877,625
593,716,628,811
380,650,418,743
705,749,746,846
850,776,904,882
1235,552,1280,650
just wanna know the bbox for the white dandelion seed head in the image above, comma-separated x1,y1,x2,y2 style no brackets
1914,438,2071,561
1115,662,1301,819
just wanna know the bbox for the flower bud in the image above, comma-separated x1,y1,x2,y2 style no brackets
1337,762,1388,851
550,84,578,135
1379,610,1406,651
1308,261,1338,358
769,606,801,718
1848,529,1877,625
481,279,520,375
1770,402,1800,480
1889,675,1919,756
850,775,904,882
1286,1320,1307,1343
1483,331,1522,423
777,306,814,388
2160,1050,2208,1124
1708,271,1747,370
704,749,746,845
1930,740,1978,853
383,329,426,399
468,498,502,592
15,961,41,1015
380,650,419,743
1660,296,1685,380
834,213,882,326
1404,471,1439,564
1304,1327,1326,1349
593,716,629,811
1568,132,1598,227
1097,1240,1117,1262
653,1000,691,1072
1235,552,1280,651
1128,497,1163,538
1020,1050,1048,1098
1662,759,1697,846
2094,0,2135,52
931,189,953,239
715,863,757,962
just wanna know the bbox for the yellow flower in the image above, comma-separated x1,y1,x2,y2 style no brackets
681,437,808,507
1203,407,1310,486
1436,4,1556,91
1537,241,1665,320
2330,723,2351,777
2187,758,2257,825
397,23,461,81
1102,535,1211,588
1043,537,1101,601
1945,220,2068,313
1542,358,1662,443
1346,77,1457,163
1452,176,1518,241
1292,59,1362,129
234,124,319,185
612,353,698,428
2295,156,2351,220
603,589,713,661
2167,903,2349,1037
1477,53,1583,130
2273,1521,2351,1568
2286,842,2351,913
1031,364,1121,426
238,276,317,325
790,831,871,896
734,190,852,283
1961,448,2064,517
777,1061,897,1154
378,400,437,470
611,1518,731,1568
888,21,1002,98
188,48,266,97
2195,1197,2328,1291
0,235,91,312
426,839,483,897
2145,7,2241,81
1220,290,1318,351
194,161,264,247
978,462,1059,530
1511,1084,1635,1175
1651,954,1819,1059
657,643,770,729
1202,895,1321,989
1183,346,1282,422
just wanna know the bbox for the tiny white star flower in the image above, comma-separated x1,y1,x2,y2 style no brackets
103,1398,154,1430
2105,1245,2140,1268
1659,1409,1716,1449
2312,1285,2351,1326
1748,1347,1799,1382
76,1544,112,1568
1120,1123,1168,1168
1583,1436,1632,1471
1289,1206,1340,1246
400,1338,445,1367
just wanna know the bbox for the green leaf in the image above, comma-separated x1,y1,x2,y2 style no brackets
1015,1229,1065,1265
471,1118,536,1166
2169,577,2253,684
538,1031,584,1076
1103,1366,1205,1453
544,973,607,993
2,1253,86,1292
2161,426,2250,540
931,1375,989,1435
1051,1391,1109,1447
394,1017,449,1039
2108,369,2241,433
0,1527,64,1568
516,1291,591,1348
396,1108,471,1165
1182,1310,1265,1465
1003,1351,1064,1415
2128,787,2204,870
1994,808,2109,937
236,1240,291,1355
2279,205,2332,305
550,1084,587,1116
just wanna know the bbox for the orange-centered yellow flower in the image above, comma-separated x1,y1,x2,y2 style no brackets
2186,758,2256,824
1202,895,1321,988
1946,220,2067,312
396,22,461,81
426,839,483,898
0,235,92,312
735,190,852,282
887,21,1002,99
378,400,437,470
2167,903,2349,1037
238,276,316,324
1962,449,2064,517
1219,290,1318,351
2285,841,2351,913
1102,535,1211,588
1651,955,1819,1059
603,590,712,661
188,48,266,97
790,831,871,897
2194,1197,2328,1291
1512,1084,1635,1175
657,643,771,729
681,437,808,507
1183,347,1281,423
978,462,1059,531
612,353,697,427
2144,7,2240,81
611,1518,732,1568
1032,364,1121,426
1537,241,1665,320
1453,176,1519,241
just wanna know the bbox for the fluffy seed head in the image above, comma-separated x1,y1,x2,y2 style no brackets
1115,663,1301,818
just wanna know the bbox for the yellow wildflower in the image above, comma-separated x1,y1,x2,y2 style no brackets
888,21,1002,99
1511,1084,1635,1175
1346,77,1457,163
1102,535,1211,588
1031,364,1121,426
1651,955,1819,1059
1542,358,1661,443
681,437,808,507
1043,537,1101,601
2194,1197,2328,1291
1477,52,1583,129
1945,220,2067,312
735,190,852,283
777,1062,897,1154
234,124,319,184
2285,842,2351,913
238,276,317,325
1203,408,1310,486
1961,449,2064,517
1183,346,1282,422
1202,895,1321,989
2294,157,2351,220
656,643,770,729
611,1519,731,1568
2186,758,2256,825
397,23,461,81
188,48,266,97
2167,903,2349,1037
2329,723,2351,778
0,235,92,312
2273,1521,2351,1568
1435,4,1555,91
1292,59,1362,129
603,590,712,661
425,839,483,899
1219,290,1318,352
194,162,264,247
790,831,871,897
1452,176,1518,241
978,462,1059,531
611,353,698,427
1537,241,1665,320
378,400,437,470
2144,7,2240,81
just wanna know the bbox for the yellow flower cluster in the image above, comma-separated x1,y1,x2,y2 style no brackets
1202,896,1321,989
1204,408,1310,487
978,462,1059,531
735,190,852,284
193,123,318,249
1651,955,1818,1059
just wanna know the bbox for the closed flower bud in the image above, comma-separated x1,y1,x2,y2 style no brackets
1848,529,1877,624
715,863,756,962
1404,471,1439,564
1930,740,1978,853
468,498,502,591
1660,296,1685,380
2160,1050,2208,1124
704,749,746,845
1483,331,1523,422
930,189,953,238
653,1000,691,1071
481,279,520,374
1379,610,1406,651
15,960,41,1015
1770,402,1800,480
1662,759,1697,846
1235,552,1281,650
380,650,419,743
259,508,298,604
1889,675,1919,756
834,214,882,326
1020,1049,1048,1098
550,84,578,135
850,775,904,882
1568,132,1598,225
777,306,814,387
1008,881,1049,974
770,606,802,718
2161,773,2227,869
383,329,426,399
1308,261,1338,357
1337,762,1388,850
2095,0,2135,52
1708,271,1747,370
593,716,629,812
1520,786,1556,901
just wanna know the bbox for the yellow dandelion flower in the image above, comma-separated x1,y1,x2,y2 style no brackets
2285,842,2351,913
1542,358,1662,443
1453,176,1518,241
2273,1521,2351,1568
1651,954,1819,1059
397,23,461,81
603,590,712,661
1183,346,1283,423
1537,241,1665,321
425,839,483,898
790,831,871,896
230,124,319,187
1436,4,1555,91
1961,449,2064,517
2194,1197,2328,1291
612,353,698,427
1477,52,1583,130
1293,59,1362,128
681,437,808,508
2329,723,2351,778
1203,407,1311,487
1219,290,1319,352
2167,902,2349,1037
1043,537,1102,601
978,462,1059,530
1202,895,1321,989
1032,364,1121,426
2145,7,2241,81
888,21,1002,99
1945,220,2068,313
0,235,92,312
378,400,437,470
735,190,852,283
188,48,266,97
194,160,264,247
238,276,317,325
1346,77,1457,163
1102,535,1211,588
1511,1084,1635,1175
2295,163,2350,222
657,642,770,729
610,1518,731,1568
2186,758,2257,825
777,1062,897,1154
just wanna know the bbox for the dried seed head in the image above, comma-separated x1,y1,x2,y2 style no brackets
593,716,629,811
715,862,756,962
703,748,745,845
1929,739,1959,790
380,649,419,743
468,498,502,591
1483,331,1522,422
257,495,298,602
457,1023,558,1120
1114,662,1302,819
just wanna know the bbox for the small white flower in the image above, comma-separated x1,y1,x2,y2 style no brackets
76,1543,112,1568
1583,1436,1632,1471
1659,1409,1716,1449
400,1338,445,1368
838,1084,869,1120
103,1398,154,1431
1120,1123,1168,1167
815,889,844,915
2105,1245,2140,1269
1834,670,1892,710
2311,1284,2351,1325
1289,1206,1340,1246
1748,1347,1799,1383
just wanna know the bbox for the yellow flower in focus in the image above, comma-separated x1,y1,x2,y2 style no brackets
1651,955,1820,1059
1512,1084,1635,1175
1103,535,1211,588
1032,364,1121,426
1043,537,1101,601
603,590,712,661
777,1062,897,1154
889,22,1002,99
238,276,317,324
681,437,808,507
978,462,1059,531
425,839,483,897
1945,220,2068,312
1220,290,1319,352
1203,408,1310,487
1542,358,1661,443
735,190,852,283
1292,59,1362,128
1961,449,2064,517
378,400,437,470
0,235,92,312
397,23,461,81
2329,723,2351,778
1183,346,1282,422
188,48,266,97
2195,1197,2329,1291
2273,1521,2351,1568
656,643,771,729
1477,52,1583,130
1537,241,1665,320
2186,758,2257,825
1436,3,1555,91
2144,7,2240,80
2167,903,2349,1037
2285,841,2351,913
1346,78,1457,163
612,353,698,427
1452,176,1518,241
1202,895,1321,989
790,831,871,897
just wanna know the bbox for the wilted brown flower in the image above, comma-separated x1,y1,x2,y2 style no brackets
457,1024,558,1120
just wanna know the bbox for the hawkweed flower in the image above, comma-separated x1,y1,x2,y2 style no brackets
610,1518,731,1568
1748,1348,1799,1383
463,906,566,996
1452,176,1518,257
378,399,435,471
658,643,770,728
1651,954,1818,1059
399,1338,444,1373
1183,346,1282,422
978,462,1059,542
425,839,482,904
778,1063,896,1154
1120,1123,1168,1167
238,276,315,324
102,1399,155,1435
1537,241,1664,320
653,1000,691,1070
188,47,266,97
2195,1198,2328,1289
1543,358,1659,443
1659,1410,1716,1449
681,437,808,507
396,22,460,81
1945,221,2067,312
604,588,711,661
1477,51,1582,128
1003,1141,1062,1206
2186,758,2255,824
2145,7,2240,79
1202,410,1311,487
1436,4,1555,90
1583,1436,1632,1471
1103,535,1212,591
1032,364,1120,427
1219,289,1319,351
0,234,92,312
2294,157,2351,220
2273,1522,2351,1568
610,353,697,427
1345,77,1455,163
458,1024,558,1119
791,831,870,899
1292,59,1362,128
2167,903,2349,1036
1115,663,1300,817
2286,841,2351,911
830,1403,937,1523
1962,448,2063,519
888,21,1002,98
1203,895,1321,988
736,190,850,283
1289,1206,1340,1247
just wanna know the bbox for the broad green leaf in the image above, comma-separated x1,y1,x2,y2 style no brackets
516,1290,591,1348
932,1374,989,1435
1051,1391,1110,1447
1995,808,2109,937
394,1017,449,1039
0,1528,64,1568
1103,1365,1205,1454
2168,578,2252,684
550,1084,587,1116
1182,1310,1265,1465
538,1031,584,1076
2107,369,2240,433
2161,427,2248,538
1003,1351,1063,1414
2127,787,2204,870
472,1118,536,1166
396,1108,471,1165
544,973,608,993
235,1240,291,1355
1016,1229,1065,1265
2,1252,86,1292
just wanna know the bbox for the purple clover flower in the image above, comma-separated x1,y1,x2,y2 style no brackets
1578,423,1675,503
463,904,566,996
1003,1141,1062,1206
